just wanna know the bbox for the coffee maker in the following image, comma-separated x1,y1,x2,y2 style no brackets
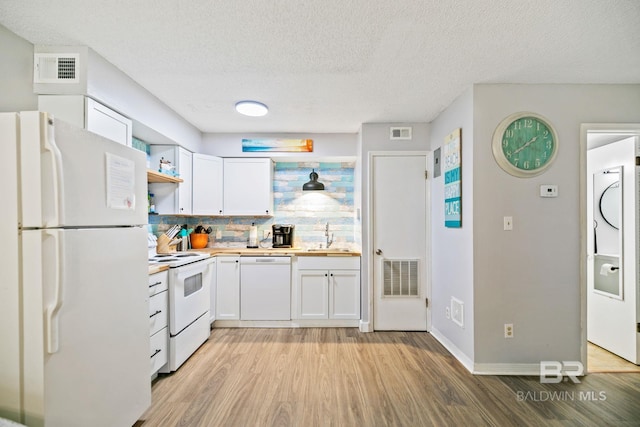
272,224,295,248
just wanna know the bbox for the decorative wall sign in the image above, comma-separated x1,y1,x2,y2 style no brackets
242,138,313,152
444,128,461,228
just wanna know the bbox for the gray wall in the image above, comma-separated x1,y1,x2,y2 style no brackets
34,45,202,151
473,84,640,366
0,24,37,111
430,84,640,370
429,88,475,362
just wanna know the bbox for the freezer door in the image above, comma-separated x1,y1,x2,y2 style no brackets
19,111,147,228
21,227,151,427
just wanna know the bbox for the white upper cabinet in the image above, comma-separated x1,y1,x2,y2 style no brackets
192,154,223,216
177,147,193,215
38,95,133,147
149,145,193,215
223,158,274,216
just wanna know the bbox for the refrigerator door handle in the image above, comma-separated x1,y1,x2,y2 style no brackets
41,115,65,227
45,229,64,354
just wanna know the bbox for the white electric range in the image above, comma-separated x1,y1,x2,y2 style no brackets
148,244,213,372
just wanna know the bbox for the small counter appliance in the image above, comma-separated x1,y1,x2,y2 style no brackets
272,224,295,248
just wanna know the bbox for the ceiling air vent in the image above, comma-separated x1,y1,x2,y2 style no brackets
390,126,412,140
34,53,80,83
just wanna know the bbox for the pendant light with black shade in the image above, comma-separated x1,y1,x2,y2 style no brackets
302,169,325,191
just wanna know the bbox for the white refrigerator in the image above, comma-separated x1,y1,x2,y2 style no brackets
0,112,151,427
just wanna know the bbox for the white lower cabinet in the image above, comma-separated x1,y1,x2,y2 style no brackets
148,270,169,377
215,256,240,320
296,257,360,320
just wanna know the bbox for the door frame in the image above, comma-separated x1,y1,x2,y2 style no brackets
367,151,432,332
579,123,640,371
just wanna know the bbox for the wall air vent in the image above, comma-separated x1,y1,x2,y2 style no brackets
390,126,412,140
382,259,419,297
34,53,80,83
451,297,464,327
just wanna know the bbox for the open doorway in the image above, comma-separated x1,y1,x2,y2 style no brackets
581,123,640,373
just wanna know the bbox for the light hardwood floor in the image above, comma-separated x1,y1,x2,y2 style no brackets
588,342,640,373
137,328,640,426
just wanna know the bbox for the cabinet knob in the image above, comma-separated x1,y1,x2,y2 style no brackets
376,249,383,255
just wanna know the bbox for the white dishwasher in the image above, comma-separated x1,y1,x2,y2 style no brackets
240,256,292,320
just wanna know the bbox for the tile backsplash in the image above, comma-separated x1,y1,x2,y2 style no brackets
149,161,358,249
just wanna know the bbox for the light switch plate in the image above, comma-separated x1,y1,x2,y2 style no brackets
503,216,513,231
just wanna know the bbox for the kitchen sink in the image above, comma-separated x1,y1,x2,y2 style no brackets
306,248,352,252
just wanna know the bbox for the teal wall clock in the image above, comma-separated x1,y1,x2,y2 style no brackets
492,112,558,177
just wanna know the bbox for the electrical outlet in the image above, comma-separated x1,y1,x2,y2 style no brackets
215,228,222,239
504,323,514,338
263,229,270,239
445,307,450,319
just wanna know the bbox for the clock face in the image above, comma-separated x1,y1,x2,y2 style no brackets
492,112,558,177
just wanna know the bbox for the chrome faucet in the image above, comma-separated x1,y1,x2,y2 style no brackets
325,222,334,248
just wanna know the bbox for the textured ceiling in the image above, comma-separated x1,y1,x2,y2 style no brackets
1,0,639,133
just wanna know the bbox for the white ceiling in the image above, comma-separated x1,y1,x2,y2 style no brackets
1,0,638,134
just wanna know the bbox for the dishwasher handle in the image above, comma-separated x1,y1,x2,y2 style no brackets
240,256,291,265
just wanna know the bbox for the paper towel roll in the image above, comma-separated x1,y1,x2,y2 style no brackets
248,223,258,247
599,263,618,276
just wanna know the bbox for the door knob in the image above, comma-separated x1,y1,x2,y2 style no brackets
376,249,383,255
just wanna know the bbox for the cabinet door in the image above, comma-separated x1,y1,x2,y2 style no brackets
38,95,132,147
215,257,240,320
192,154,223,215
223,158,273,216
85,97,132,147
177,147,192,214
329,270,361,319
297,270,329,319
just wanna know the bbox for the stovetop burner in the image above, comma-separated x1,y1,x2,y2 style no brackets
148,252,210,267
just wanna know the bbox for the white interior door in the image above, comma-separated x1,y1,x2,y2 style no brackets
372,153,429,331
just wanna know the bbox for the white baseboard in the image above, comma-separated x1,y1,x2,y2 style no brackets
213,319,360,328
429,327,474,373
359,320,372,332
430,327,543,376
473,363,541,376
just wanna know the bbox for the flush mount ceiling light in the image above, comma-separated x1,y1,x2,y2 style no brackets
302,169,325,191
235,100,268,117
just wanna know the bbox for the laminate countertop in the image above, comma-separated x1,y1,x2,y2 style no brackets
148,264,169,275
192,247,361,257
148,248,361,274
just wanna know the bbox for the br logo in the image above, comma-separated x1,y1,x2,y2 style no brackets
540,361,583,384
